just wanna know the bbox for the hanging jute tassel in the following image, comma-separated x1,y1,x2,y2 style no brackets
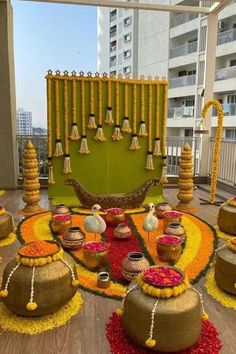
121,117,132,133
69,123,80,140
138,120,148,137
130,134,140,151
94,124,106,142
112,125,123,141
88,113,97,129
145,151,154,170
153,137,162,156
105,106,113,125
54,139,64,157
63,154,72,174
47,157,55,184
160,156,168,184
79,135,90,154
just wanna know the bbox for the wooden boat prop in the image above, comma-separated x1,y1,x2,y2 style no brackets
65,177,160,209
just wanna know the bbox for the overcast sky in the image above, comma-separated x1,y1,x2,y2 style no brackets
13,1,97,128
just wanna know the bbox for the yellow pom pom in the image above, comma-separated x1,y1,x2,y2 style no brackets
16,255,21,263
115,308,124,316
46,256,52,264
0,289,9,297
72,279,79,287
145,338,156,348
202,312,209,320
26,302,38,311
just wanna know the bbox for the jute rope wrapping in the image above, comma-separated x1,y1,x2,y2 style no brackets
63,79,72,174
121,83,132,133
145,84,154,170
94,80,106,141
138,83,148,137
112,81,123,141
54,80,64,157
105,79,113,125
153,83,161,156
88,80,97,129
47,77,55,184
79,79,90,154
130,83,140,150
69,79,80,140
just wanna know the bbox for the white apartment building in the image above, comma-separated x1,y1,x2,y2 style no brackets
17,107,33,135
97,1,236,139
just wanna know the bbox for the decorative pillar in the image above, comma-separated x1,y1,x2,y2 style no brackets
0,0,18,189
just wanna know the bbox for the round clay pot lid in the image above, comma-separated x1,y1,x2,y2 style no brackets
142,265,185,288
18,240,60,258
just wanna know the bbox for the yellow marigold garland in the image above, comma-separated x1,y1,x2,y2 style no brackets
47,76,55,184
201,100,224,204
105,79,113,125
53,79,64,157
112,81,123,141
63,79,72,174
138,83,148,137
227,238,236,252
227,197,236,207
145,84,154,170
79,79,90,154
94,79,106,141
0,291,83,335
0,233,16,247
121,82,132,133
136,273,190,298
69,78,80,140
15,248,64,267
88,79,97,129
130,83,140,150
153,83,162,156
160,79,168,184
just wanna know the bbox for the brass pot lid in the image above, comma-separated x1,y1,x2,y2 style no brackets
142,266,185,288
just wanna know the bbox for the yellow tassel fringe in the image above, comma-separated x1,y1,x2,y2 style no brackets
145,152,154,170
69,123,80,141
130,135,140,151
105,107,114,125
88,114,97,129
79,136,90,154
112,125,123,141
54,140,64,157
63,155,72,174
138,121,148,137
94,126,106,142
153,138,162,156
121,117,132,133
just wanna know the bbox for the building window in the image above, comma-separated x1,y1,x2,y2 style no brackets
123,49,131,59
123,65,131,74
110,40,117,52
124,16,132,27
184,99,195,107
110,70,117,76
230,59,236,67
110,25,117,38
225,129,236,139
124,33,131,43
227,94,236,103
184,129,193,137
110,9,117,22
110,55,117,67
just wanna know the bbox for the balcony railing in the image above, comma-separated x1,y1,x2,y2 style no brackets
217,28,236,46
166,136,200,176
110,30,117,38
171,13,198,28
215,65,236,81
169,74,196,89
208,137,236,186
213,103,236,116
168,106,195,118
170,41,197,59
17,135,48,178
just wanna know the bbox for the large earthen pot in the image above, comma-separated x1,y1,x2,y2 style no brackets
0,207,14,240
123,285,201,352
214,247,236,295
217,203,236,235
1,252,78,316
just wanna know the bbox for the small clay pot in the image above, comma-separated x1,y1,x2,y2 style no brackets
0,208,14,240
82,241,110,271
106,208,125,226
156,235,183,263
114,223,131,239
51,204,70,218
51,214,72,235
62,226,86,249
97,272,111,288
155,202,172,219
164,222,186,241
121,252,149,282
163,211,182,229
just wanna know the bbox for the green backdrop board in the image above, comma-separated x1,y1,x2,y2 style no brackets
46,71,168,206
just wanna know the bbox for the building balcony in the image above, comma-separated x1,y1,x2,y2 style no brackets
215,65,236,81
169,74,196,89
212,103,236,127
217,28,236,46
170,41,197,59
167,106,195,128
168,106,195,118
170,13,198,28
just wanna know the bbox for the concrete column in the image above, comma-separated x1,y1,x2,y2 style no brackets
199,12,218,176
0,0,18,189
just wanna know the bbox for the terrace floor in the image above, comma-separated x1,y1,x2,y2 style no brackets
0,187,236,354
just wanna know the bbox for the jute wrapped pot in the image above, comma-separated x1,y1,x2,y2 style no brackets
0,208,14,240
1,252,78,317
214,247,236,295
123,285,201,352
217,203,236,235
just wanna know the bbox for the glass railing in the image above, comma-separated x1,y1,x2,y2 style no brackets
171,13,198,28
168,106,195,118
212,103,236,116
169,75,196,88
215,65,236,81
17,135,48,178
170,41,198,58
217,28,236,45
